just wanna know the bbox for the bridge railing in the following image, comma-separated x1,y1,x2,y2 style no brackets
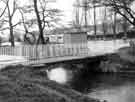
0,43,89,61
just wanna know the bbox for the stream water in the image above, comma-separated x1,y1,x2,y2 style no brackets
71,73,135,102
47,61,135,102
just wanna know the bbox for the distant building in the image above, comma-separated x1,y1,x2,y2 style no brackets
44,27,87,44
44,34,64,44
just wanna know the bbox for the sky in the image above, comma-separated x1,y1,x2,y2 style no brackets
54,0,75,26
51,0,106,26
18,0,75,27
54,0,112,26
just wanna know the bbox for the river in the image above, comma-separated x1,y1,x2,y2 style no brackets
70,73,135,102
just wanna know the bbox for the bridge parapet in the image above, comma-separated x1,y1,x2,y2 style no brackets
0,44,89,61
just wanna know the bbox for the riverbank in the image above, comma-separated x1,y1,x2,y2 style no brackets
118,47,135,63
0,65,100,102
99,46,135,72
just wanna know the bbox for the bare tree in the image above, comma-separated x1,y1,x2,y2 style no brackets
88,0,102,39
19,7,36,44
113,12,117,38
17,0,61,45
0,0,19,46
108,9,117,38
101,0,135,27
32,0,61,44
33,0,45,44
0,0,8,18
102,6,107,38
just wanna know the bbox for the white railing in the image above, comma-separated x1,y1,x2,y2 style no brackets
0,43,88,61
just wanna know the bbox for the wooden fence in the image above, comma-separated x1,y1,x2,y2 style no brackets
0,44,89,61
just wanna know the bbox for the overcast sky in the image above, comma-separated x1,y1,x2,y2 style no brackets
54,0,111,26
55,0,75,26
18,0,75,27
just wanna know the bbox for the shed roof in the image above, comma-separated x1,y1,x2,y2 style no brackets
48,27,87,34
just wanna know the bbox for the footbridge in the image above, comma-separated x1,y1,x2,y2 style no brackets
0,40,130,68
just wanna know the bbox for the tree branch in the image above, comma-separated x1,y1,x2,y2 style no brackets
116,7,135,26
11,0,17,17
0,22,22,31
0,5,7,18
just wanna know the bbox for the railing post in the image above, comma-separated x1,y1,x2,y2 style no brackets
55,44,58,57
49,45,52,57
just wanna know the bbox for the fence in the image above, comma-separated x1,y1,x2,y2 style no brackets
0,43,89,61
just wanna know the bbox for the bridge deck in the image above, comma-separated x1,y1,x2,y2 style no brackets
0,53,113,69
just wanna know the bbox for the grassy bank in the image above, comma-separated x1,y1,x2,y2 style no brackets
118,47,135,63
0,65,100,102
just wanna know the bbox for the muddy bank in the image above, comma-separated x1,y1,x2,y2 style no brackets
0,65,101,102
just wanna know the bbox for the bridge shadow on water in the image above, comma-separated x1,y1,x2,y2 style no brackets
70,71,135,102
68,57,135,102
68,57,135,93
69,58,103,91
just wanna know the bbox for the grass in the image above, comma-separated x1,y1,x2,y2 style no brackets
0,65,100,102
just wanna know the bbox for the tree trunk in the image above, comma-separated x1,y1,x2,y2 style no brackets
123,10,127,38
7,2,15,47
9,20,15,47
93,5,97,39
33,0,45,44
103,6,107,39
8,12,15,47
75,0,80,26
113,12,116,39
84,0,87,28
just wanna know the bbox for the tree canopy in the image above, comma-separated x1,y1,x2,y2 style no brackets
101,0,135,26
0,0,62,46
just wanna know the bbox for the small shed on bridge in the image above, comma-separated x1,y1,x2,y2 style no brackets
46,28,87,44
63,31,87,44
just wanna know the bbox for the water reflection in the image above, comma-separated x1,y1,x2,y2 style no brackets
47,67,73,84
71,73,135,102
89,86,135,102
